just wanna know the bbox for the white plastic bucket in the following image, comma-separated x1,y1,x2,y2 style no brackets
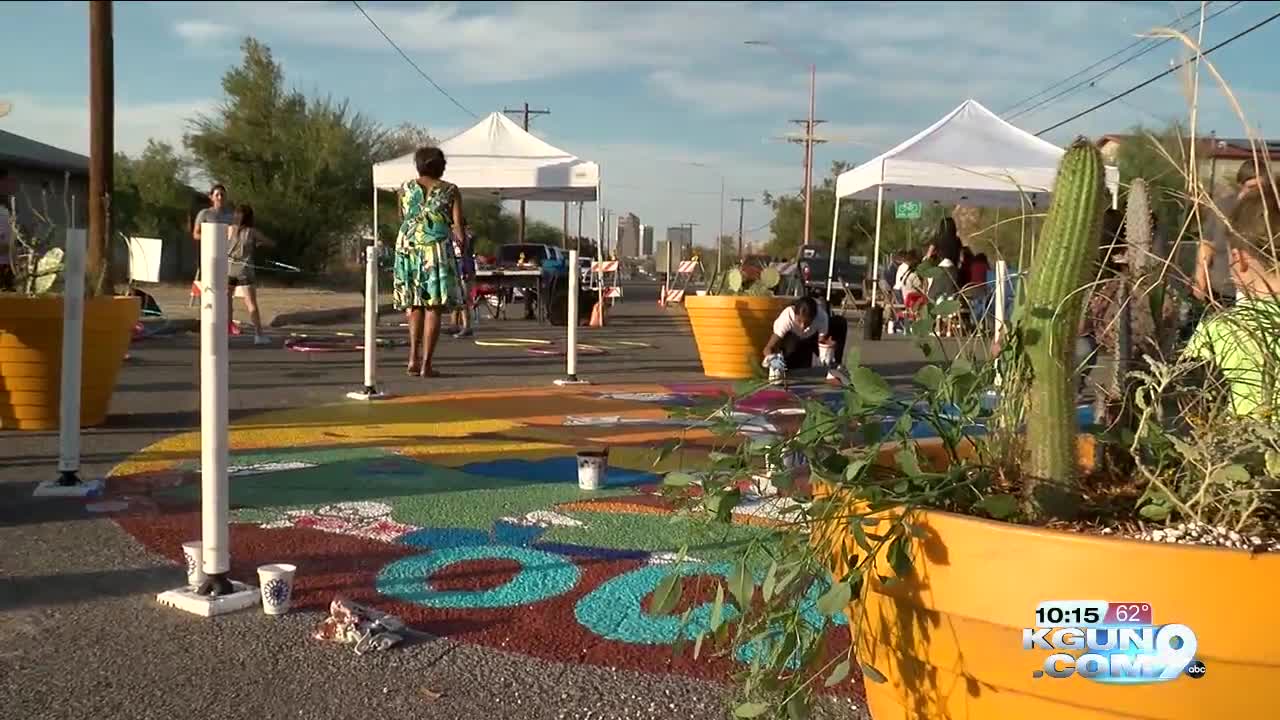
257,563,298,615
182,541,205,588
577,450,608,490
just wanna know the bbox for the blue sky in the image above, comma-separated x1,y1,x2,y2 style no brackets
4,1,1278,248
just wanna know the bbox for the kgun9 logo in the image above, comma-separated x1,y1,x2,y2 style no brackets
1024,624,1201,684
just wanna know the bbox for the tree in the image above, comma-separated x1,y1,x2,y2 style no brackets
379,123,439,161
764,161,945,262
185,38,386,272
113,140,198,241
525,219,565,248
1114,123,1194,243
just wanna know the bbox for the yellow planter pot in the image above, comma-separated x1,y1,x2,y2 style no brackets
815,438,1280,720
683,294,793,379
0,295,141,430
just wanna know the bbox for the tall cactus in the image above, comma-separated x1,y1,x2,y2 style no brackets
1124,179,1171,359
1018,139,1107,518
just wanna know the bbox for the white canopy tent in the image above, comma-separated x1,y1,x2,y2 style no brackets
826,99,1120,304
352,112,604,397
372,111,600,202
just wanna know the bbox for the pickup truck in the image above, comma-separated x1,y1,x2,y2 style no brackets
495,243,566,268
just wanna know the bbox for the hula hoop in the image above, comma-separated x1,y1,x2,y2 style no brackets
527,344,608,357
474,338,553,348
588,340,653,350
289,330,363,340
284,337,407,353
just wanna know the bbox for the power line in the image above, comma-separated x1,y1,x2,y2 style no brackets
1008,1,1241,122
1037,9,1280,137
1000,2,1210,117
350,1,477,119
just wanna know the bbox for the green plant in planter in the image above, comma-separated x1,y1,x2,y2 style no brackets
1014,138,1108,518
7,207,67,296
646,140,1113,718
718,266,782,297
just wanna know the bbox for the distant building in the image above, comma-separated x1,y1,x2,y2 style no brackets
616,212,641,258
640,224,654,256
665,226,692,258
655,240,677,274
1096,133,1280,194
0,128,89,231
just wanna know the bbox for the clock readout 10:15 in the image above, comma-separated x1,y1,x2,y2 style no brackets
1035,601,1153,627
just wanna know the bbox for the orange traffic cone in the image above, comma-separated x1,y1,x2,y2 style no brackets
589,300,605,327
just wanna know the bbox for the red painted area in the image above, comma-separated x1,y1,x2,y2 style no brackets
118,509,858,697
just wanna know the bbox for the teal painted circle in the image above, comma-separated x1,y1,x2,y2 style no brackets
376,545,580,610
574,562,741,645
734,577,847,667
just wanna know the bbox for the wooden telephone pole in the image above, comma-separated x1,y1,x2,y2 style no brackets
503,102,550,243
731,197,754,258
88,0,114,290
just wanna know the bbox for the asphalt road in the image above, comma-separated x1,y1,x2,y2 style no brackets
0,281,932,720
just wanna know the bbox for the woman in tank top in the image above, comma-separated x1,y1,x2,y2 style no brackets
228,204,273,345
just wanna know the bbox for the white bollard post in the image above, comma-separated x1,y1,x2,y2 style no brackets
199,221,233,595
58,229,85,482
346,244,385,400
35,230,102,497
155,223,258,614
566,250,579,379
555,250,589,386
994,260,1009,346
364,244,377,390
993,259,1009,389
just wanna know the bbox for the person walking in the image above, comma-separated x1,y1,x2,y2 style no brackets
191,184,236,327
452,227,476,338
394,147,466,377
227,204,273,345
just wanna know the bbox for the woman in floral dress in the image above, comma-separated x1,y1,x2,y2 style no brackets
394,146,466,377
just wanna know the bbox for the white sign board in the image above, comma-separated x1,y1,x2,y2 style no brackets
126,236,164,283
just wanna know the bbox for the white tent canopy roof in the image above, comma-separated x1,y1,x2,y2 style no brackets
834,99,1119,209
372,111,599,201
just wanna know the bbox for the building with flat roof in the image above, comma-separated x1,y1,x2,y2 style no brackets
616,212,640,258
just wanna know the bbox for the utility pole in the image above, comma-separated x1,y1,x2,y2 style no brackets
731,197,754,259
88,0,113,292
503,102,550,243
788,113,826,251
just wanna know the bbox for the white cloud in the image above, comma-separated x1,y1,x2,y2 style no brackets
0,93,217,158
174,19,235,44
648,70,808,114
163,1,795,86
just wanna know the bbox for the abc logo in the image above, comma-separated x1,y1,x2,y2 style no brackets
1184,659,1207,679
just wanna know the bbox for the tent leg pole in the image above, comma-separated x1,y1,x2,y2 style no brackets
871,187,884,309
826,199,840,301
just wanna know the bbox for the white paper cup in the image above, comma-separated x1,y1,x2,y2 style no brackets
818,343,836,367
257,563,298,615
182,541,205,588
577,450,608,490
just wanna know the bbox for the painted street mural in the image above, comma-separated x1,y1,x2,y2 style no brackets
105,383,854,683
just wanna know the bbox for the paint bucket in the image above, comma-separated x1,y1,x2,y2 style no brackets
766,354,787,384
182,541,205,588
817,342,836,367
257,563,298,616
576,449,609,490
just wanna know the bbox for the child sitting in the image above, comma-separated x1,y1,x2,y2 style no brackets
1184,186,1280,417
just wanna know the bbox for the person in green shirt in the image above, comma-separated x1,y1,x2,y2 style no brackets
1185,186,1280,417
